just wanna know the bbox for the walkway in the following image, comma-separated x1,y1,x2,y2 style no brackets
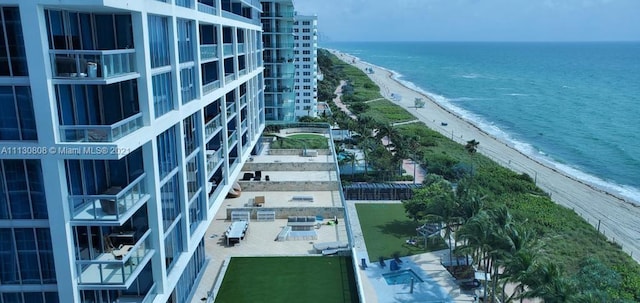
333,80,357,120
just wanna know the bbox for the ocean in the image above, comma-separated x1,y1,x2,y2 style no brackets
323,42,640,203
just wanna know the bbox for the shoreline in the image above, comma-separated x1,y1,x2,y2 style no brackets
328,49,640,263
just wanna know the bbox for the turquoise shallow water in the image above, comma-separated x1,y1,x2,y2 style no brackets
324,42,640,203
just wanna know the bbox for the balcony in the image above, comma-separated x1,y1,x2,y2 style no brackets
197,2,217,15
227,131,237,149
222,43,234,56
200,44,218,61
239,95,247,107
59,113,143,143
76,230,153,286
50,49,137,83
226,102,237,118
116,284,157,303
202,80,220,96
204,115,222,140
241,119,248,133
224,73,236,83
238,68,247,76
69,174,148,222
206,149,223,176
237,43,245,54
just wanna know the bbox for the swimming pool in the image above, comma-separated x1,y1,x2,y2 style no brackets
382,269,424,285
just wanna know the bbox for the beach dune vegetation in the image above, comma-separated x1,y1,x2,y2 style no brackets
318,49,640,302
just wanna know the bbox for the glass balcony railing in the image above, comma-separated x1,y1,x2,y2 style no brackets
69,174,147,222
238,68,247,76
50,49,136,80
204,115,222,139
59,113,143,143
202,80,220,95
226,102,237,117
200,44,218,61
206,149,223,175
224,73,236,83
241,119,248,132
222,43,233,56
76,230,152,286
227,131,237,148
261,11,294,18
197,2,217,15
237,43,245,53
239,95,247,107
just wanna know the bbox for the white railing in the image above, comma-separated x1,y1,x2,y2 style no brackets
59,113,143,143
50,49,136,80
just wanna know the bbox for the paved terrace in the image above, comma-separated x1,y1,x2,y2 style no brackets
190,139,349,303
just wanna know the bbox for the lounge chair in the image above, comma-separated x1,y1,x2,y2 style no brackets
241,172,254,181
378,257,386,268
393,253,403,264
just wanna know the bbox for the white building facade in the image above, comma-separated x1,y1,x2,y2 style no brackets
0,0,264,302
293,14,318,119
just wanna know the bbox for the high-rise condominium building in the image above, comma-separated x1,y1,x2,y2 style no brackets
260,0,296,122
0,0,264,302
293,14,318,118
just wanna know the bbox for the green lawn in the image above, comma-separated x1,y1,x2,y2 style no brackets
361,99,416,124
269,134,329,149
214,257,359,303
355,203,448,261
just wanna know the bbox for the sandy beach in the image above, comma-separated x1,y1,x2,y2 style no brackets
330,50,640,263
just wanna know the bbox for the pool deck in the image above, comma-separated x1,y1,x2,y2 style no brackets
347,200,478,303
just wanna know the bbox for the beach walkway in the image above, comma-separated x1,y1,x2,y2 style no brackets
331,50,640,263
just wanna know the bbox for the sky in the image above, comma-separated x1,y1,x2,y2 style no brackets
292,0,640,42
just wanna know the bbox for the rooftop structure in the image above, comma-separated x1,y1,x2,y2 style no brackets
0,1,264,302
293,14,319,118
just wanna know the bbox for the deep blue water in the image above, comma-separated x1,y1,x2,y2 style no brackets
324,42,640,202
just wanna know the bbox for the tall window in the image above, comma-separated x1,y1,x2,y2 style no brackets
160,174,180,231
0,7,28,76
153,72,174,118
0,228,56,285
0,86,37,141
183,113,199,156
157,126,178,179
148,15,170,68
177,19,193,63
180,67,196,104
0,160,47,220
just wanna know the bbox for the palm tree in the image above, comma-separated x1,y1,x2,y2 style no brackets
456,211,494,299
422,180,458,264
502,249,538,303
375,122,398,152
465,139,479,154
520,262,576,303
338,151,357,177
